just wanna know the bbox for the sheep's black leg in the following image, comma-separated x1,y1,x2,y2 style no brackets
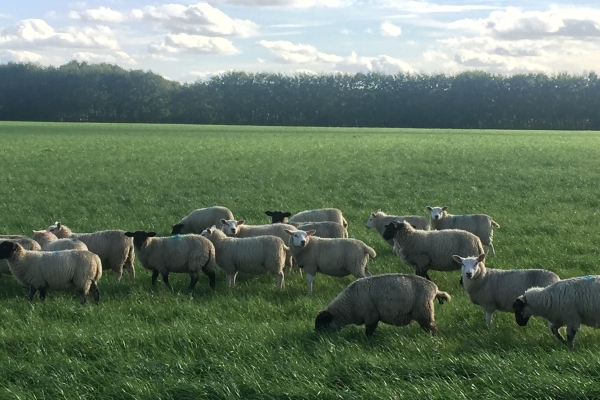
80,291,86,305
365,321,379,337
162,273,171,287
188,272,199,290
567,328,578,349
202,265,216,289
424,272,432,281
459,276,463,287
28,286,37,301
550,325,566,344
39,286,47,302
151,270,159,285
92,282,100,303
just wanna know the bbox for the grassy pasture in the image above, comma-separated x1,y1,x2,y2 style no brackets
0,122,600,399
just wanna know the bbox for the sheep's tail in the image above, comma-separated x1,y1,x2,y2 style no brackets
436,291,451,304
491,220,500,228
365,245,376,258
342,217,348,228
283,245,290,253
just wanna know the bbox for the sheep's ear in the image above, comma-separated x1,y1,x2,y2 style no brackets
371,212,376,217
411,224,417,229
211,225,217,229
205,228,212,234
283,212,292,218
513,296,527,309
442,206,448,211
477,253,486,262
426,206,432,211
452,255,463,264
265,211,273,216
237,220,245,225
284,229,294,235
148,232,157,237
220,219,227,224
56,222,62,228
306,230,316,236
124,232,135,237
316,310,333,324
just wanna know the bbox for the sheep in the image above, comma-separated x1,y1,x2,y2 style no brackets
284,229,376,295
454,253,560,324
46,222,135,282
365,209,429,246
171,206,234,235
426,206,500,255
32,230,89,251
0,241,102,304
266,208,348,228
264,212,347,239
124,231,216,290
382,220,484,282
513,275,600,348
200,226,287,289
315,273,451,336
0,236,42,278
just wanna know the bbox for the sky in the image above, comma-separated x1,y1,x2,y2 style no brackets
1,1,600,83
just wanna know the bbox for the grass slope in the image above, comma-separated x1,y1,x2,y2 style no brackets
0,122,600,399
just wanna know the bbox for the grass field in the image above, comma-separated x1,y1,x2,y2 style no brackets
1,122,600,399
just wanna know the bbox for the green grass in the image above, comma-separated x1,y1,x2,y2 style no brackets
1,122,600,399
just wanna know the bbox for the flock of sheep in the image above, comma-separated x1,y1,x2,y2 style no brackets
0,205,598,349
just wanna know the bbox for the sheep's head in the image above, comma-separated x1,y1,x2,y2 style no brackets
124,231,156,249
285,229,316,247
365,209,382,229
171,224,184,235
265,210,291,224
0,241,19,259
200,226,218,238
382,220,414,241
47,221,61,233
513,295,531,326
315,310,340,332
221,219,244,236
426,206,448,221
453,253,485,280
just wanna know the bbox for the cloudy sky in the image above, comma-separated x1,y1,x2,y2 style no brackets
1,1,600,82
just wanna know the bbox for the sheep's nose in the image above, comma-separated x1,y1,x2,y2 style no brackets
466,272,472,279
300,240,306,246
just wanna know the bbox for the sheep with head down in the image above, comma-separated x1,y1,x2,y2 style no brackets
365,209,429,246
171,206,234,235
266,208,347,228
33,230,88,251
0,235,41,279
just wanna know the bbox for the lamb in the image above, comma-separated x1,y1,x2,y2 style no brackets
124,231,216,290
454,253,560,324
315,273,451,336
382,220,484,282
46,222,135,282
0,236,42,278
284,229,376,295
33,230,89,251
201,226,287,289
266,208,348,228
513,275,600,348
0,241,102,304
365,209,429,246
426,206,500,255
171,206,234,235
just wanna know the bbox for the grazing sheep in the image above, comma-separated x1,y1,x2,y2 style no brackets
0,236,42,278
0,241,102,304
266,209,348,228
47,222,135,282
201,227,287,289
315,273,451,336
291,221,348,239
125,231,216,290
33,230,88,251
513,276,600,348
285,229,376,295
365,209,429,246
426,206,499,255
171,206,234,235
454,253,560,324
383,220,484,282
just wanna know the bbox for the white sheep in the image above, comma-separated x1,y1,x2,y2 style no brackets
124,231,216,290
33,230,88,251
315,273,451,336
201,226,287,289
284,229,376,295
171,206,234,235
0,236,42,279
454,253,560,324
289,221,348,239
513,275,600,348
365,209,429,246
0,241,102,304
266,209,348,227
426,206,500,255
47,222,135,282
383,220,484,282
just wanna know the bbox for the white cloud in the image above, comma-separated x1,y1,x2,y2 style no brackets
211,0,352,7
0,49,43,63
381,21,402,36
334,51,414,73
73,50,137,65
379,0,497,13
149,33,238,55
184,69,233,81
132,3,258,38
69,7,124,23
257,39,342,64
0,19,119,50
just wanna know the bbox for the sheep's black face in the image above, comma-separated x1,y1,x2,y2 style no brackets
513,296,530,326
265,210,291,224
171,224,184,235
382,222,400,241
315,310,337,332
124,231,156,249
0,241,17,259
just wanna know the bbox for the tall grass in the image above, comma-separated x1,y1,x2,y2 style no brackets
0,122,599,399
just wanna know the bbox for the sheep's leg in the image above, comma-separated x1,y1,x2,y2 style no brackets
79,291,87,305
125,248,135,281
226,274,234,287
485,311,494,324
566,325,579,349
418,320,438,335
487,243,495,256
549,323,566,344
162,273,171,288
188,271,199,290
125,264,135,282
151,270,159,285
364,267,372,277
307,274,315,295
416,269,432,281
91,282,100,303
38,286,47,302
28,286,37,301
276,272,285,290
365,321,379,337
202,268,216,289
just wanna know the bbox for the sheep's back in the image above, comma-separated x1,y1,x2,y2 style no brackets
217,236,285,272
182,207,234,233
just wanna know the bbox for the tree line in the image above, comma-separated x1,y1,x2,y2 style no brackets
0,61,598,129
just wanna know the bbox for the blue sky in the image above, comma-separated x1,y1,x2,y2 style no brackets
1,1,600,82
